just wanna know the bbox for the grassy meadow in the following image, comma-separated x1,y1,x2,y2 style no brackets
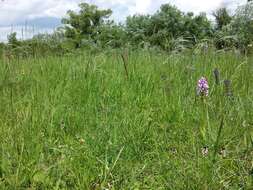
0,50,253,189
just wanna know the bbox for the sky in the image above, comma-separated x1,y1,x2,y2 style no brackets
0,0,248,41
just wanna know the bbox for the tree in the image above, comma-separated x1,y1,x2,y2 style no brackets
183,12,213,42
151,4,184,38
62,3,112,48
230,2,253,49
95,23,127,48
125,4,212,50
213,7,232,30
7,32,20,48
126,14,152,46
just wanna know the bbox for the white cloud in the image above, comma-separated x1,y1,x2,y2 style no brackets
0,0,80,25
136,0,151,13
0,0,248,25
170,0,224,13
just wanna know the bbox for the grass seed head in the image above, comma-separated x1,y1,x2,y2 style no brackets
213,68,220,85
224,80,233,96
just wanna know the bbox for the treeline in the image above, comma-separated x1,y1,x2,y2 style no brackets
1,2,253,58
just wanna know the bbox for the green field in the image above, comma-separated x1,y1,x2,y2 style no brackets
0,50,253,189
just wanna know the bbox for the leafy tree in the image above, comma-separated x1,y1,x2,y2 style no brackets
183,12,213,42
126,14,152,46
151,4,184,40
213,2,253,51
213,7,232,30
95,23,127,48
125,4,212,50
62,3,112,48
7,32,20,49
126,4,186,49
230,2,253,50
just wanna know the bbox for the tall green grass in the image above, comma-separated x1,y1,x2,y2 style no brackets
0,50,252,189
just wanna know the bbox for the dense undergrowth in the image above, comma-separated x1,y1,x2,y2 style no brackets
0,50,252,189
